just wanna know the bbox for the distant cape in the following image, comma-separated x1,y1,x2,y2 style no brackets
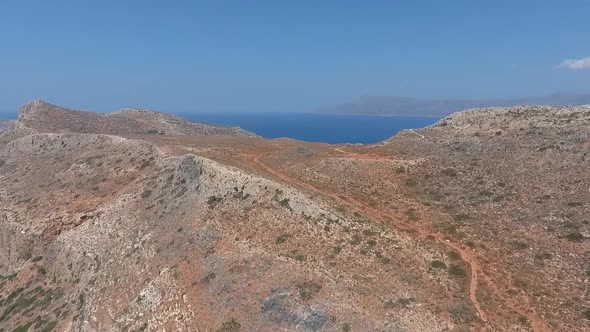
316,93,590,116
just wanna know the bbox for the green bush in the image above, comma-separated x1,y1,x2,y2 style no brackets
296,281,322,301
218,319,240,332
279,198,290,209
275,234,289,244
534,252,552,260
566,232,584,242
431,260,447,269
447,251,461,260
448,265,467,277
203,272,216,284
442,168,458,177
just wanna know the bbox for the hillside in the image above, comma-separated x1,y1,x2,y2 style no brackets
15,100,257,137
0,101,589,331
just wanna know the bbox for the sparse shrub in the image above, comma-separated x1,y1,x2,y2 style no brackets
203,272,216,284
444,225,466,239
384,297,415,310
275,234,289,244
405,209,420,221
448,251,461,260
512,241,529,250
342,322,351,332
534,252,552,260
507,289,518,296
294,254,306,262
218,318,240,332
207,196,222,208
583,308,590,321
492,195,504,202
453,213,470,222
296,281,322,300
431,260,447,269
404,178,418,187
514,279,528,289
40,320,58,332
449,303,476,323
479,190,493,197
13,322,33,332
279,198,291,209
441,168,458,177
566,232,584,242
384,299,396,309
349,234,362,246
448,265,467,277
517,316,529,326
381,256,392,264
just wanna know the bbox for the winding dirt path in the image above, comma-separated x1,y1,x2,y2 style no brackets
249,152,549,332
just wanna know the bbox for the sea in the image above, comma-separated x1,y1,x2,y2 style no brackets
184,112,440,144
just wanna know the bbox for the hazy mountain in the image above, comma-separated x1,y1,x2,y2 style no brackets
0,118,15,134
317,92,590,116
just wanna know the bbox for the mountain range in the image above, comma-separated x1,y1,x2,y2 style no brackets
317,92,590,116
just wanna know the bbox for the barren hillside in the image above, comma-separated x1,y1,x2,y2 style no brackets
0,101,588,331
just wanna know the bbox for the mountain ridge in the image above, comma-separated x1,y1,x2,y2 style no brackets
318,92,590,117
14,100,258,137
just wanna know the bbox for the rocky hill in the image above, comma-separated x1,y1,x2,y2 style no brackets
1,101,589,331
15,100,257,137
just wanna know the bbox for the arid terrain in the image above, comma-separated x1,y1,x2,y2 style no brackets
0,101,588,331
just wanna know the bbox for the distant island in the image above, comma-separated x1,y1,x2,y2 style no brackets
317,92,590,116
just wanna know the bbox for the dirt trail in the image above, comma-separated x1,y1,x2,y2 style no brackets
249,152,549,332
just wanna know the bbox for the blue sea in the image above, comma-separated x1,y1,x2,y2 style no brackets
184,112,439,144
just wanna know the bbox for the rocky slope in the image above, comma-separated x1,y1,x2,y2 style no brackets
1,101,589,331
15,100,256,137
378,105,590,330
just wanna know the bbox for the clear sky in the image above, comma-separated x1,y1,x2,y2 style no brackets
1,0,590,115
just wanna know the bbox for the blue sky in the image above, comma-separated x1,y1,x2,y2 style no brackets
1,0,589,115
